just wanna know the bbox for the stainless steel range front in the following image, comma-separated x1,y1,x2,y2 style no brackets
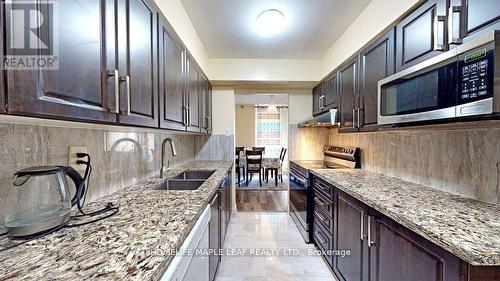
289,146,360,243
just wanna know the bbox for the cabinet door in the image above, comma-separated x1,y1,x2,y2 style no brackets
324,73,338,109
462,0,500,39
313,84,323,115
117,0,158,127
186,56,201,133
200,74,211,134
0,2,4,114
338,58,359,131
359,29,395,128
396,0,448,72
369,215,466,281
5,0,117,123
207,82,213,134
333,191,369,281
159,19,187,131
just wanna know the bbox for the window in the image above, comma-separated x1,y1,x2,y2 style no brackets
255,106,287,157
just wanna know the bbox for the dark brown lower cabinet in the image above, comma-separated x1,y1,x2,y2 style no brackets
369,214,466,281
333,190,369,281
312,176,500,281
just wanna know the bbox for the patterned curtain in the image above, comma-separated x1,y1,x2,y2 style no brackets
255,106,283,157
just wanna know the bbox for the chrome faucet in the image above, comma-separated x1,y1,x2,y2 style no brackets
160,138,177,178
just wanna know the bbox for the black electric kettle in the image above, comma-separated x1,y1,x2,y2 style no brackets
4,165,86,238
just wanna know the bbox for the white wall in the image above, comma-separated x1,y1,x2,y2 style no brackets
153,0,210,74
288,90,313,124
319,0,420,78
235,105,256,147
212,87,236,135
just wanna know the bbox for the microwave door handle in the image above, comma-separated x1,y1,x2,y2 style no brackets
434,15,447,51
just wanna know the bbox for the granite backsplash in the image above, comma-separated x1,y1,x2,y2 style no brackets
0,120,200,227
328,127,500,205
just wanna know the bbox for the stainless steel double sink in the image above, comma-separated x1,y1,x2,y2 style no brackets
154,170,216,191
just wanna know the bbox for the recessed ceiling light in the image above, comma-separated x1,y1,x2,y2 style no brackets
255,9,286,37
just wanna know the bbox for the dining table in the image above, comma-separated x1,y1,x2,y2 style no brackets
237,149,282,186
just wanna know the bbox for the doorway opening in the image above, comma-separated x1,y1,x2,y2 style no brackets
234,93,289,212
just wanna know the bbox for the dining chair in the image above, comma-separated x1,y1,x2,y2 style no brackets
278,148,287,183
245,150,263,187
235,147,245,187
252,147,265,154
265,148,287,186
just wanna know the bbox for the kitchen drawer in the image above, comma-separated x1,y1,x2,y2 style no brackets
314,190,334,218
314,207,334,235
313,218,334,267
313,177,334,198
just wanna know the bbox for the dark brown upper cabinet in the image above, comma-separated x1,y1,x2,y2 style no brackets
201,75,212,134
312,84,323,116
359,29,395,129
460,0,500,40
0,2,4,114
324,72,339,109
116,0,158,128
159,18,187,131
186,55,201,133
5,0,117,123
338,57,359,132
396,0,448,72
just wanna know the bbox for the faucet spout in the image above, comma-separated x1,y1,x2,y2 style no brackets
161,138,177,178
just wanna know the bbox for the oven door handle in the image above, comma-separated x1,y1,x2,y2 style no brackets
290,171,307,186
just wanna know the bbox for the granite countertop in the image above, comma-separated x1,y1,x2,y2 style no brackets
311,169,500,266
0,160,233,280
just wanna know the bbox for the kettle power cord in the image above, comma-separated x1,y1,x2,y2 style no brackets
64,153,119,228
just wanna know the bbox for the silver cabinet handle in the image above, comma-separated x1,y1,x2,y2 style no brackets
352,108,357,128
360,211,366,240
119,75,131,116
183,105,188,126
448,6,463,45
314,211,326,223
107,69,119,113
357,108,362,128
368,216,376,247
434,15,447,51
315,231,327,244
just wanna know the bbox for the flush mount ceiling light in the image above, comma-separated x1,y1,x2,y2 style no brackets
255,9,286,37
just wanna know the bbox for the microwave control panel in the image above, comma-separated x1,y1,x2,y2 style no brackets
458,49,494,103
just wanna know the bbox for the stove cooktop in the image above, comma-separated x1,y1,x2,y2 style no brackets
290,160,350,170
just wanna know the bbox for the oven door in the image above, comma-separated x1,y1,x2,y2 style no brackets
289,168,310,242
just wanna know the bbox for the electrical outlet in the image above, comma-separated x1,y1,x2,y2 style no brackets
68,146,88,172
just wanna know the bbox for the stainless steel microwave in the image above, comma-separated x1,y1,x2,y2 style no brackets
378,31,500,125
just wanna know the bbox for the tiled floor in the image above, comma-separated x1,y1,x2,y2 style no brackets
216,212,337,281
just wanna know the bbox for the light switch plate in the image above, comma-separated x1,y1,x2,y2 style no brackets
68,146,88,172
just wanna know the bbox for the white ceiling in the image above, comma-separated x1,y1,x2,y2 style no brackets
180,0,372,59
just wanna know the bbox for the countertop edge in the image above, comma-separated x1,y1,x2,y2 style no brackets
309,169,498,267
